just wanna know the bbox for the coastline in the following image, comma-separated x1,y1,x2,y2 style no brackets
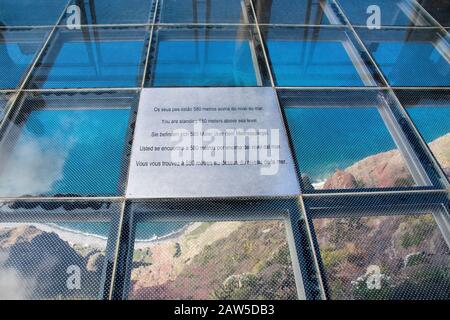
0,222,193,250
134,222,196,249
308,133,449,189
1,222,108,249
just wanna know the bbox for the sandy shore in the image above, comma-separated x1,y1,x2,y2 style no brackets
0,222,195,250
134,222,198,249
1,222,108,249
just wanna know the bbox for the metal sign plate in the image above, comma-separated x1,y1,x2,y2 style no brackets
126,87,300,198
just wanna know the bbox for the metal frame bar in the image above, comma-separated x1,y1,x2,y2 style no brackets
0,0,448,301
110,198,324,300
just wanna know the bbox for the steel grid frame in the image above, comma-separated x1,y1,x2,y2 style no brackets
0,0,448,300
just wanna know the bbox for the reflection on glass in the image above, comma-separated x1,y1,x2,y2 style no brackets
129,220,298,300
0,108,130,197
148,27,259,87
313,214,450,299
28,28,146,89
337,0,432,26
263,27,376,86
0,94,10,121
360,29,450,87
419,0,450,27
159,0,248,23
0,0,66,26
407,106,450,179
0,29,49,89
268,40,364,86
0,221,110,299
74,0,153,25
284,106,417,190
254,0,340,25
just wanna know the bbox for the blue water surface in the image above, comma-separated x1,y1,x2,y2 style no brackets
0,42,39,88
369,42,450,87
407,107,450,142
160,0,245,23
337,0,427,26
55,221,187,241
0,0,66,26
151,39,258,86
82,0,153,24
284,107,398,182
135,221,188,241
259,0,332,24
35,40,145,88
267,40,365,86
0,108,130,196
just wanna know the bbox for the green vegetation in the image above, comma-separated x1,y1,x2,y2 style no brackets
400,215,436,249
173,242,181,258
315,215,450,300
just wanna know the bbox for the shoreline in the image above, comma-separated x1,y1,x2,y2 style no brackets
1,222,193,250
134,222,196,249
1,222,108,249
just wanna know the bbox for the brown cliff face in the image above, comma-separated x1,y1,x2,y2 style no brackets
323,134,449,189
313,214,450,300
129,221,297,300
323,170,358,189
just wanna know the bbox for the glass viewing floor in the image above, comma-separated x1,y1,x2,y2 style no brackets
0,0,448,301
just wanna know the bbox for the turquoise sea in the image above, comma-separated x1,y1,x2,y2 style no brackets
0,108,130,197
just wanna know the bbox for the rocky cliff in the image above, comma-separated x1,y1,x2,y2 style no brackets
130,220,297,300
321,133,450,189
314,214,450,299
0,225,104,299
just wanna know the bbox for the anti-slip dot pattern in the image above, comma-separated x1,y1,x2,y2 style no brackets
0,0,448,300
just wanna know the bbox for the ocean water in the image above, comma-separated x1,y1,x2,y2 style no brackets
337,0,420,26
406,107,450,142
159,0,245,23
369,42,450,87
134,221,188,241
55,221,187,242
0,0,66,26
0,42,36,88
84,0,152,24
0,108,130,196
37,40,145,88
267,40,365,86
152,39,258,86
284,107,399,183
261,0,331,24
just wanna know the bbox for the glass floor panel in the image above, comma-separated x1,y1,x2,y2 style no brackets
158,0,251,23
396,90,450,180
69,0,154,25
262,27,381,87
128,219,298,300
147,27,263,87
358,28,450,87
0,93,133,197
418,0,450,27
281,90,421,191
336,0,433,26
0,28,50,89
0,0,67,26
28,27,147,89
313,212,450,300
0,202,118,300
0,93,12,122
0,222,109,299
253,0,342,25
